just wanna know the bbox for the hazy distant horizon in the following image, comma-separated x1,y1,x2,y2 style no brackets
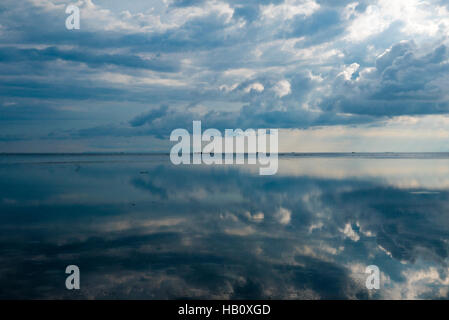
2,152,449,155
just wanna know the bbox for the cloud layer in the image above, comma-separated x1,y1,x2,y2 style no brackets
1,0,449,151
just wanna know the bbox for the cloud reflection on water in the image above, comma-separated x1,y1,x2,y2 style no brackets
0,154,448,299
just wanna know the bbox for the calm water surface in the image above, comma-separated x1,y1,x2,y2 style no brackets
0,154,448,299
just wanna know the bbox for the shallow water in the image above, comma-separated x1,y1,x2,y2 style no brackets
0,154,448,299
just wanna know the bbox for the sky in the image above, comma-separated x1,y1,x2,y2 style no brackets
1,0,449,152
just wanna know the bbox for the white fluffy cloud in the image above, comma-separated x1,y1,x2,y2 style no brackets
273,80,291,97
276,207,292,225
346,0,449,42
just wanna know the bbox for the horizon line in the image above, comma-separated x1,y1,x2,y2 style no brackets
1,152,449,155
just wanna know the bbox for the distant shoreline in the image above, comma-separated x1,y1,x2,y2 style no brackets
1,152,449,157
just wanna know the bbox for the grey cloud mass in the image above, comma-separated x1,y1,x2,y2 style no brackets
1,0,449,151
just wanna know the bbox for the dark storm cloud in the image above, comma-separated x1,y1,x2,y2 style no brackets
129,105,168,127
289,8,344,45
170,0,206,8
320,41,449,117
0,47,179,72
